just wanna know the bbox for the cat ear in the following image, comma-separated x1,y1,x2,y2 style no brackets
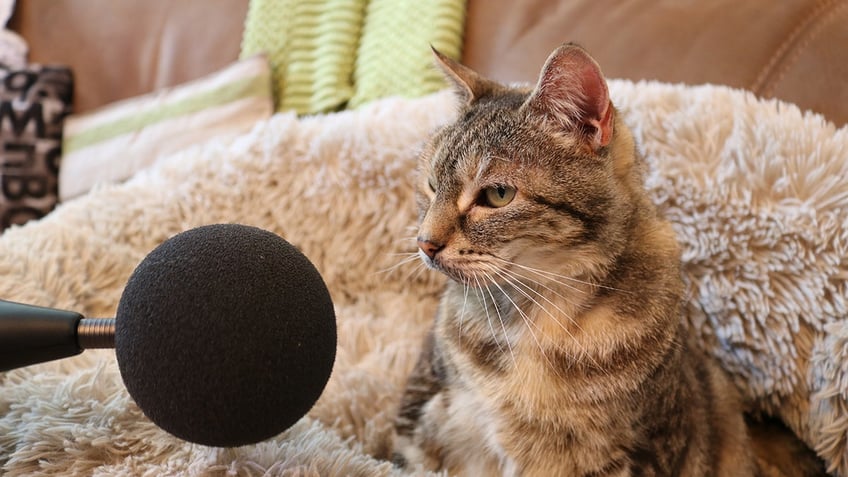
432,46,495,105
525,44,614,150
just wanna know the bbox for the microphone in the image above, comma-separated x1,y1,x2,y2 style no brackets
0,224,337,448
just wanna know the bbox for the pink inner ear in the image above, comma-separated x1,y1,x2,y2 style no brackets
532,45,614,148
575,62,613,147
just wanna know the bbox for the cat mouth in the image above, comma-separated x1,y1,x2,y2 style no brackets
419,252,497,287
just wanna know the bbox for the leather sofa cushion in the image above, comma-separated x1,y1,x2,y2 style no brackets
10,0,249,114
463,0,848,126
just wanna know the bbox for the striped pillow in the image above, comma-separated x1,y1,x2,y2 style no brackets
347,0,465,108
239,0,466,114
59,55,272,201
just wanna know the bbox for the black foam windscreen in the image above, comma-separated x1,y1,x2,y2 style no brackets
115,224,336,447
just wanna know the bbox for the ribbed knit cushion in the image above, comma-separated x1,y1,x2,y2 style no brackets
240,0,366,114
239,0,466,114
348,0,465,108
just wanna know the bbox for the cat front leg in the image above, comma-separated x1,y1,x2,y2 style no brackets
396,387,512,476
393,392,451,471
393,329,448,470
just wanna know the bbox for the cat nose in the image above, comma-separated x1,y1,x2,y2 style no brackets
417,238,445,259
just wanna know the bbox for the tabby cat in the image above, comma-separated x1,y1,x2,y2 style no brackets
392,44,758,476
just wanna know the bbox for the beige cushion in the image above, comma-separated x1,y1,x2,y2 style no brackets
59,55,273,201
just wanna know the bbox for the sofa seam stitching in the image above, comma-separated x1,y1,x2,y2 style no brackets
762,0,848,98
749,0,844,96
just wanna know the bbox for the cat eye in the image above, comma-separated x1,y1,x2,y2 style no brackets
482,185,516,208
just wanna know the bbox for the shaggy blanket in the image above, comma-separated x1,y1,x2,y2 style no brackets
0,81,846,476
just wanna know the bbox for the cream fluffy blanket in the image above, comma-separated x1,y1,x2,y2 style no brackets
0,81,846,476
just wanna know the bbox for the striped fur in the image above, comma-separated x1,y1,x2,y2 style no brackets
393,45,759,476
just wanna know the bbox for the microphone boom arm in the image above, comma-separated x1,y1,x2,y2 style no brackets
78,318,116,349
0,299,115,372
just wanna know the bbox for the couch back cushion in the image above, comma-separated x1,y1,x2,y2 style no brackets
10,0,249,114
463,0,848,127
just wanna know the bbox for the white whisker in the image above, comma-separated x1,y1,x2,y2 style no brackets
385,251,420,257
488,264,612,380
393,235,420,245
481,271,517,367
501,267,581,309
506,261,585,294
377,253,422,275
473,274,507,357
496,268,583,330
409,261,431,281
480,265,561,377
458,283,470,347
494,257,629,294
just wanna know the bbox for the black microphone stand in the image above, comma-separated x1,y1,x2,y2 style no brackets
0,299,115,372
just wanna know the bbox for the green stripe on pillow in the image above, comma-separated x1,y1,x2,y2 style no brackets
348,0,466,108
239,0,467,115
59,55,274,201
63,70,271,154
240,0,366,114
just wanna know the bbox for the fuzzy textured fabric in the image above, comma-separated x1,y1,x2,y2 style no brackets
0,81,846,476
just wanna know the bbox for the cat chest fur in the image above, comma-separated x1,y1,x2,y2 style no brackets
430,278,692,475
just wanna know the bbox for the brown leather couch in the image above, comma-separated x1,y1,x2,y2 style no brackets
11,0,847,126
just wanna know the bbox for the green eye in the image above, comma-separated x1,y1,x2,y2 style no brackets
483,185,516,207
428,176,437,192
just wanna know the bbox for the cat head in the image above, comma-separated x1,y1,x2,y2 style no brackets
432,44,614,151
416,44,643,288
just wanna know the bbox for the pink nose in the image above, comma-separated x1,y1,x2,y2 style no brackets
417,238,444,259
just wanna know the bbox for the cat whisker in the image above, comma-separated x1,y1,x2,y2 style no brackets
394,235,420,244
493,263,631,378
495,258,630,294
481,271,517,367
458,282,470,347
486,259,586,327
495,269,593,348
496,266,582,310
481,269,540,333
480,266,563,376
489,265,612,381
377,253,422,275
386,252,431,282
491,267,580,329
409,261,431,282
473,274,508,358
492,258,587,295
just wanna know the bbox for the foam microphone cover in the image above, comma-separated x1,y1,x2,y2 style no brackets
115,224,336,447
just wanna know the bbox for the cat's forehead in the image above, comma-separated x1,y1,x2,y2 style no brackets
431,147,514,187
428,95,526,170
426,93,576,185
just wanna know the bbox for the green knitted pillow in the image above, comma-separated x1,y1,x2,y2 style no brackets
240,0,466,114
348,0,465,109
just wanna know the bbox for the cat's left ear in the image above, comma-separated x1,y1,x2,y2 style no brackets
432,46,498,105
524,44,614,151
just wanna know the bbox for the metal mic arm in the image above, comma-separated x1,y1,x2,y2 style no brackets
0,299,115,372
77,318,115,348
